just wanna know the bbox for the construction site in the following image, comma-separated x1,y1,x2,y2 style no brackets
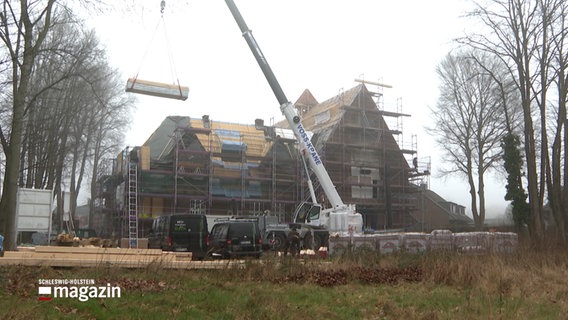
93,80,473,241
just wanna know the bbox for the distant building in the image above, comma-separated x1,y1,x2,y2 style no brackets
417,188,473,231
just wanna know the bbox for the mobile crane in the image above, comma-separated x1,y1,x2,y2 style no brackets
224,0,364,251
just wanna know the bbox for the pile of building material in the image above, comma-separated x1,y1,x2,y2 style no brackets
328,230,518,256
0,246,243,269
125,78,189,101
55,233,76,246
53,233,115,248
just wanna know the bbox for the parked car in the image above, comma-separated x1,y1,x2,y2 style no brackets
0,233,4,257
147,214,209,260
207,219,262,259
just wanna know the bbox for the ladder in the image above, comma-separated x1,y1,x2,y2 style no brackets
127,162,139,248
65,211,76,237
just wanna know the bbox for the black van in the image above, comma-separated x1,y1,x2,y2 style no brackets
148,214,208,260
207,220,262,259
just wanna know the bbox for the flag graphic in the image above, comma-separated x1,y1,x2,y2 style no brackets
38,286,52,301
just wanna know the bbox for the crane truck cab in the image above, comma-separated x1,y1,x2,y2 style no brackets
293,202,362,233
287,201,363,251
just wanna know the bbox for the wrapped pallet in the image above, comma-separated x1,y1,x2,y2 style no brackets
376,233,401,254
490,232,518,254
429,229,453,251
126,78,189,101
327,234,349,256
402,233,429,253
454,232,490,255
351,235,376,251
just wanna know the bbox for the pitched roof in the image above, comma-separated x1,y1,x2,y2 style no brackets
142,116,301,161
277,84,367,130
189,118,271,159
143,116,191,160
294,89,318,108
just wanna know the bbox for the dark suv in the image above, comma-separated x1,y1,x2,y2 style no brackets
148,214,209,260
207,220,262,259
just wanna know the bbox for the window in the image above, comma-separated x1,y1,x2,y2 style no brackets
314,110,330,125
308,205,321,221
351,186,373,199
228,223,257,238
295,203,311,222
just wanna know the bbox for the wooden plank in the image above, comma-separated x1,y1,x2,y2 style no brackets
140,145,151,170
0,258,175,268
0,255,245,269
13,252,170,261
125,78,189,101
33,246,163,256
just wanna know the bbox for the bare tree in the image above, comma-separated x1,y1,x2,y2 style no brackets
21,16,93,189
85,70,131,229
463,0,568,244
430,50,510,229
0,0,126,249
0,0,59,250
66,56,132,229
544,0,568,244
20,16,133,232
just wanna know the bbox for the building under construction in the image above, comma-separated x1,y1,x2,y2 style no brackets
94,82,472,239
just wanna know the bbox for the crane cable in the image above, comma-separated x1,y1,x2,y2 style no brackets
130,0,183,96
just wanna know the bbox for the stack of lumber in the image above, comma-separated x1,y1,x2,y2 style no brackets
0,246,243,269
125,78,189,101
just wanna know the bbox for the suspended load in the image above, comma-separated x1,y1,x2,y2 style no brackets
125,0,189,101
126,78,189,101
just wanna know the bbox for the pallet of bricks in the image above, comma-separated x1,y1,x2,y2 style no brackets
328,230,518,255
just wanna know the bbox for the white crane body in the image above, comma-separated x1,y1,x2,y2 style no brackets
224,0,363,250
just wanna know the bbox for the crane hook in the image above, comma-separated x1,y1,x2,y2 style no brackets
160,0,166,14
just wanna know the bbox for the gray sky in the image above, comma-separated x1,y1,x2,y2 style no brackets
90,0,508,218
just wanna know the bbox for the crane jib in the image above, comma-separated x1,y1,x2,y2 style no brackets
297,124,322,166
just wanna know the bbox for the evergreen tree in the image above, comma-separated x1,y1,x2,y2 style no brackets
502,133,529,229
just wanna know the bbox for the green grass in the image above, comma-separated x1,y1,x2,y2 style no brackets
1,249,568,319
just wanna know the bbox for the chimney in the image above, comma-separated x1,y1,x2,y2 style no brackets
202,115,210,128
254,118,264,130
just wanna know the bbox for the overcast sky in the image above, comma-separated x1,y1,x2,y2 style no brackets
89,0,508,218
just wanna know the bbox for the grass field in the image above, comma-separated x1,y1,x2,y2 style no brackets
1,248,567,319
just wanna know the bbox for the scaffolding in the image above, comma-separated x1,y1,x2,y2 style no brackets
114,117,301,229
100,82,436,236
299,79,432,231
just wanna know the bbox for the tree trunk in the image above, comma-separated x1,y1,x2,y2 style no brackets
467,168,480,229
477,165,486,229
550,71,567,244
0,84,26,250
522,100,544,244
